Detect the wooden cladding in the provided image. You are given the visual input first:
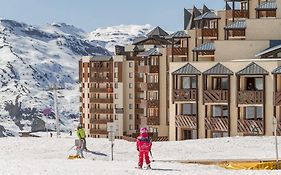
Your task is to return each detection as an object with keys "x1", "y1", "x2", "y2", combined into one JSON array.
[
  {"x1": 140, "y1": 99, "x2": 159, "y2": 108},
  {"x1": 203, "y1": 90, "x2": 228, "y2": 104},
  {"x1": 91, "y1": 75, "x2": 113, "y2": 82},
  {"x1": 257, "y1": 10, "x2": 276, "y2": 18},
  {"x1": 197, "y1": 28, "x2": 218, "y2": 38},
  {"x1": 237, "y1": 91, "x2": 263, "y2": 104},
  {"x1": 150, "y1": 66, "x2": 159, "y2": 73},
  {"x1": 205, "y1": 117, "x2": 228, "y2": 132},
  {"x1": 226, "y1": 10, "x2": 249, "y2": 19},
  {"x1": 90, "y1": 118, "x2": 113, "y2": 124},
  {"x1": 275, "y1": 92, "x2": 281, "y2": 106},
  {"x1": 237, "y1": 119, "x2": 263, "y2": 135},
  {"x1": 90, "y1": 108, "x2": 113, "y2": 114},
  {"x1": 90, "y1": 98, "x2": 113, "y2": 103},
  {"x1": 173, "y1": 89, "x2": 197, "y2": 102},
  {"x1": 227, "y1": 30, "x2": 246, "y2": 38},
  {"x1": 90, "y1": 87, "x2": 113, "y2": 93},
  {"x1": 117, "y1": 62, "x2": 122, "y2": 82},
  {"x1": 90, "y1": 129, "x2": 107, "y2": 135},
  {"x1": 137, "y1": 65, "x2": 159, "y2": 73},
  {"x1": 135, "y1": 108, "x2": 144, "y2": 114},
  {"x1": 147, "y1": 83, "x2": 159, "y2": 91},
  {"x1": 166, "y1": 47, "x2": 188, "y2": 56},
  {"x1": 147, "y1": 116, "x2": 160, "y2": 125},
  {"x1": 175, "y1": 115, "x2": 197, "y2": 129}
]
